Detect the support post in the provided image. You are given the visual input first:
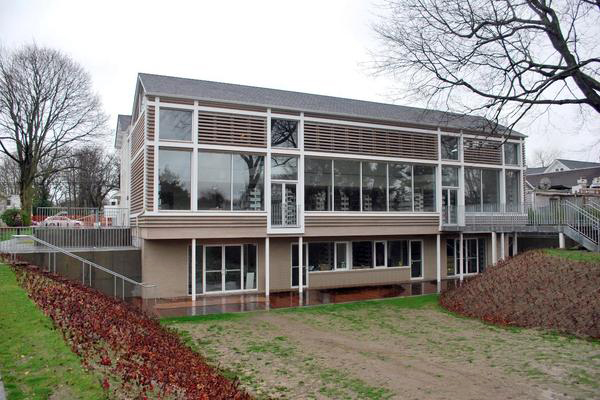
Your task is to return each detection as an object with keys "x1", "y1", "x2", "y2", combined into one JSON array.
[
  {"x1": 298, "y1": 236, "x2": 303, "y2": 294},
  {"x1": 491, "y1": 232, "x2": 497, "y2": 265},
  {"x1": 513, "y1": 232, "x2": 518, "y2": 256},
  {"x1": 459, "y1": 233, "x2": 464, "y2": 281},
  {"x1": 500, "y1": 232, "x2": 505, "y2": 260},
  {"x1": 265, "y1": 237, "x2": 270, "y2": 297},
  {"x1": 436, "y1": 234, "x2": 441, "y2": 284},
  {"x1": 559, "y1": 232, "x2": 566, "y2": 249},
  {"x1": 191, "y1": 238, "x2": 196, "y2": 300}
]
